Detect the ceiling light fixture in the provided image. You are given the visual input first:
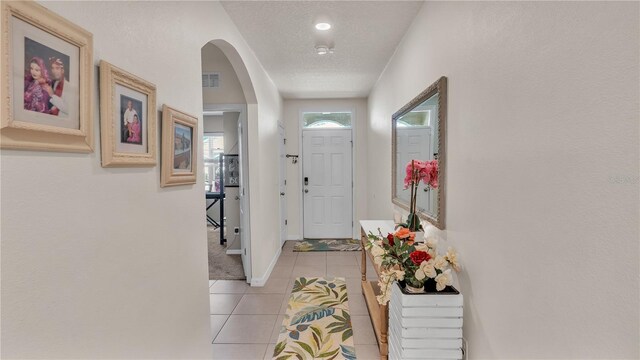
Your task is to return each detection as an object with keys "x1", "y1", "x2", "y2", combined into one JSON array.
[
  {"x1": 315, "y1": 45, "x2": 334, "y2": 55},
  {"x1": 315, "y1": 22, "x2": 331, "y2": 31}
]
